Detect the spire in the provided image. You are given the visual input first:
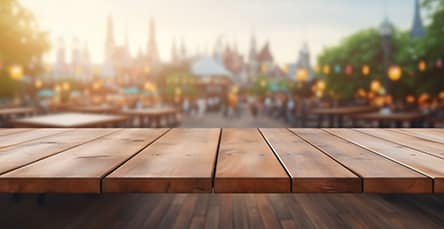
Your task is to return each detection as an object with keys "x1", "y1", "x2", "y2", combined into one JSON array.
[
  {"x1": 249, "y1": 32, "x2": 257, "y2": 62},
  {"x1": 171, "y1": 37, "x2": 178, "y2": 63},
  {"x1": 147, "y1": 17, "x2": 159, "y2": 62},
  {"x1": 105, "y1": 15, "x2": 115, "y2": 60},
  {"x1": 180, "y1": 38, "x2": 187, "y2": 60},
  {"x1": 411, "y1": 0, "x2": 426, "y2": 38}
]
